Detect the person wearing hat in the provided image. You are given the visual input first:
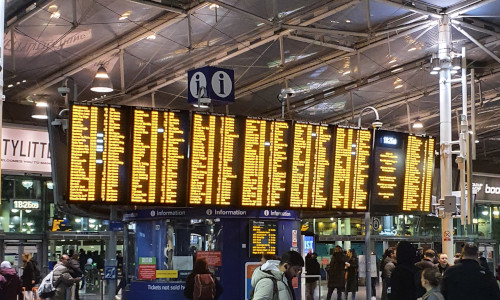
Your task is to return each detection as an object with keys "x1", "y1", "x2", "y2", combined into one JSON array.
[{"x1": 0, "y1": 261, "x2": 23, "y2": 300}]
